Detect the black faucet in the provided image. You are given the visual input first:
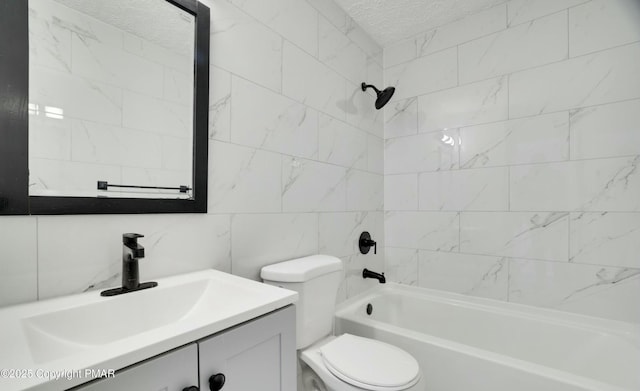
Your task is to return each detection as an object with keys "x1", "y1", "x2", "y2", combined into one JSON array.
[
  {"x1": 363, "y1": 268, "x2": 385, "y2": 284},
  {"x1": 359, "y1": 232, "x2": 377, "y2": 254},
  {"x1": 101, "y1": 233, "x2": 158, "y2": 296}
]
